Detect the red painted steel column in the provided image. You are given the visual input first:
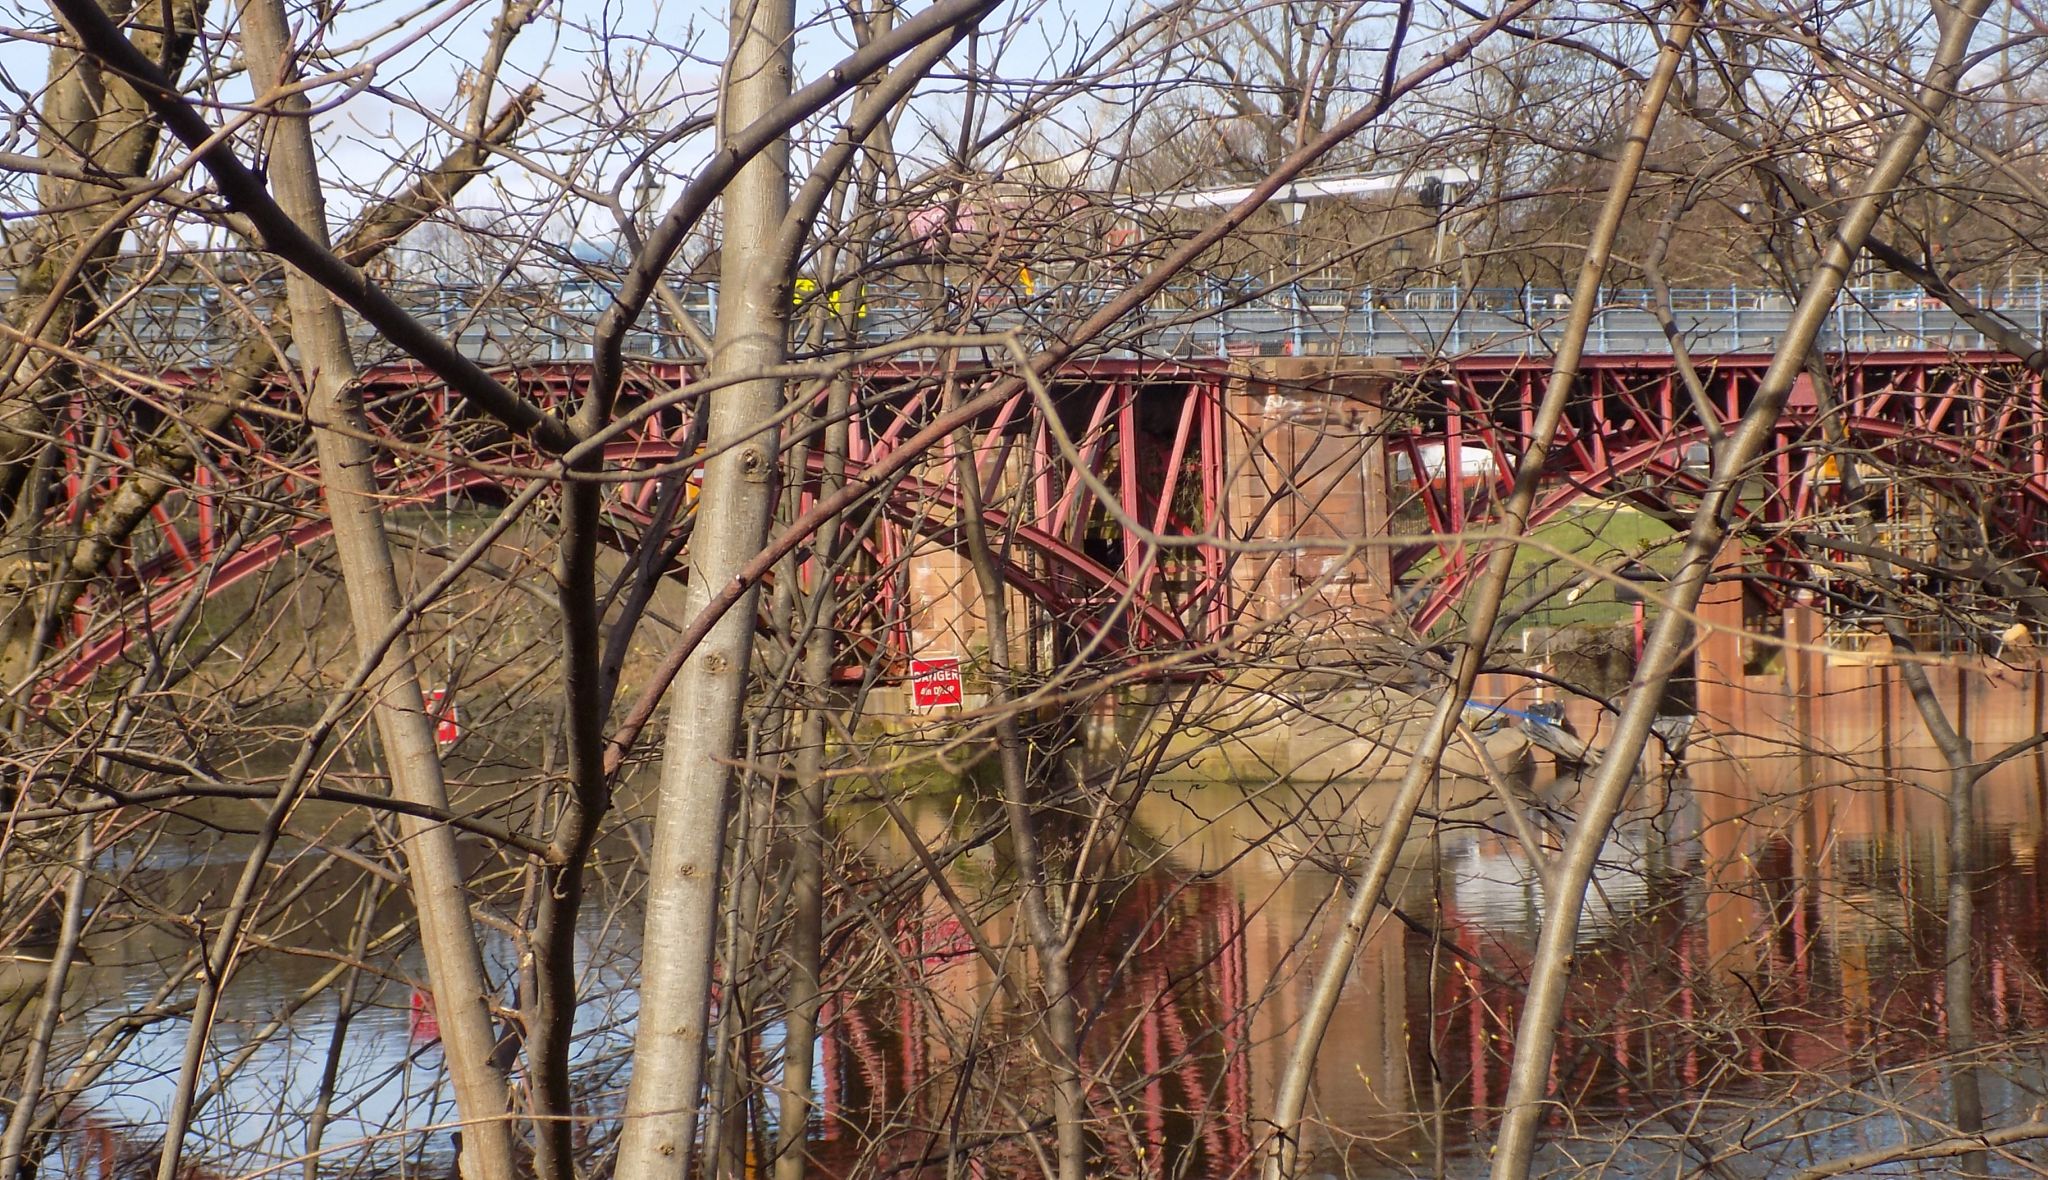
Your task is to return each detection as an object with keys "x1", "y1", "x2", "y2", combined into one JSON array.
[
  {"x1": 1587, "y1": 369, "x2": 1612, "y2": 471},
  {"x1": 150, "y1": 502, "x2": 194, "y2": 572},
  {"x1": 1658, "y1": 371, "x2": 1673, "y2": 452},
  {"x1": 973, "y1": 386, "x2": 1027, "y2": 495},
  {"x1": 1447, "y1": 405, "x2": 1466, "y2": 536},
  {"x1": 1775, "y1": 382, "x2": 1796, "y2": 528},
  {"x1": 1203, "y1": 375, "x2": 1229, "y2": 638},
  {"x1": 1118, "y1": 380, "x2": 1143, "y2": 645},
  {"x1": 846, "y1": 380, "x2": 874, "y2": 469},
  {"x1": 1519, "y1": 368, "x2": 1537, "y2": 449},
  {"x1": 1052, "y1": 381, "x2": 1118, "y2": 539},
  {"x1": 1790, "y1": 427, "x2": 1814, "y2": 525},
  {"x1": 1137, "y1": 378, "x2": 1200, "y2": 606},
  {"x1": 195, "y1": 464, "x2": 215, "y2": 561}
]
